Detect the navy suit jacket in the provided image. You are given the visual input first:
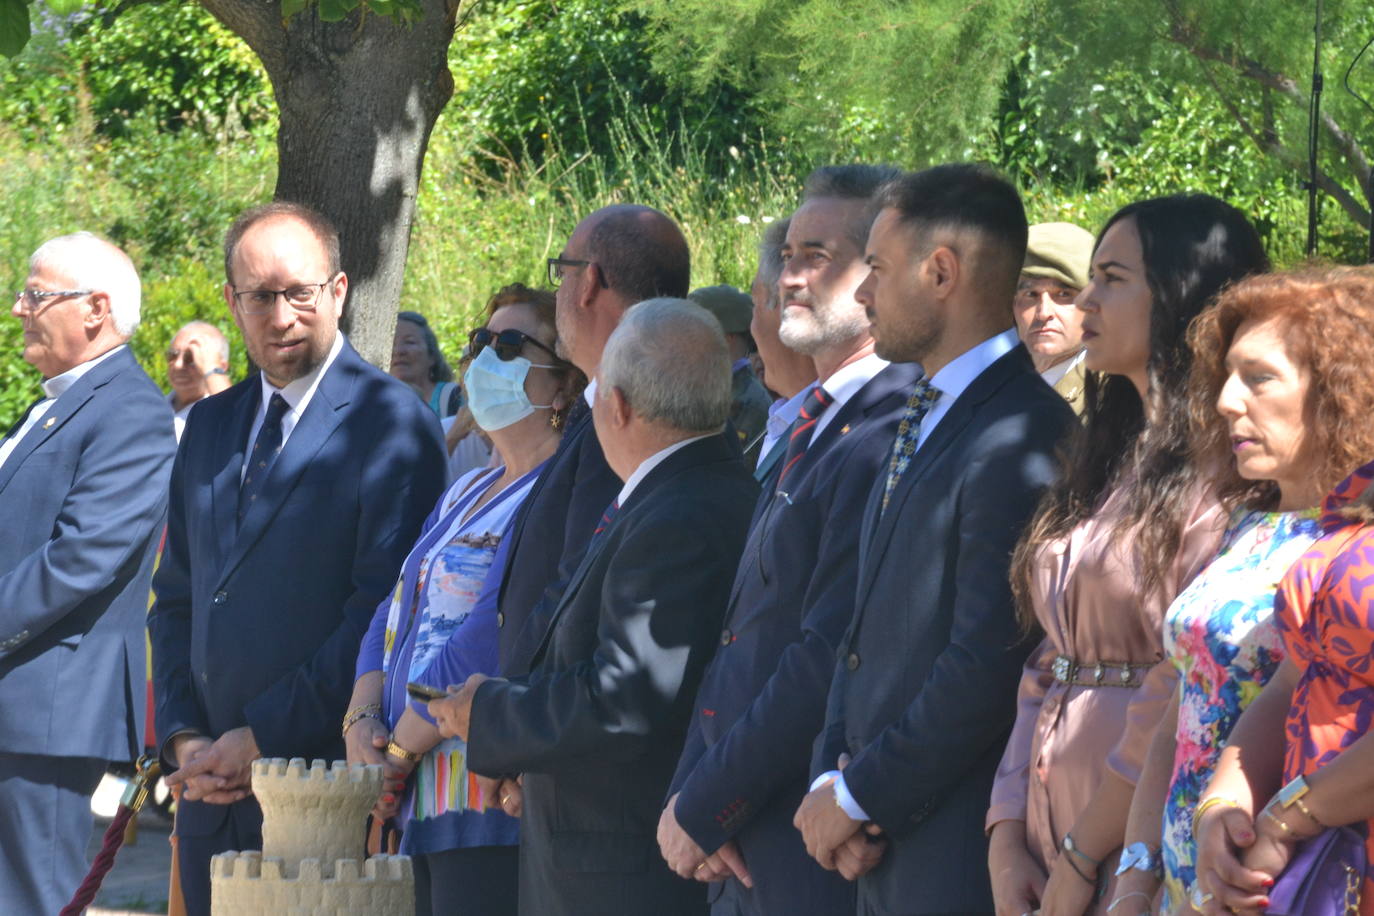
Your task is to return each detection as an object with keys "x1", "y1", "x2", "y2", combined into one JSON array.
[
  {"x1": 814, "y1": 344, "x2": 1074, "y2": 913},
  {"x1": 470, "y1": 433, "x2": 757, "y2": 916},
  {"x1": 148, "y1": 340, "x2": 445, "y2": 825},
  {"x1": 0, "y1": 346, "x2": 175, "y2": 762},
  {"x1": 495, "y1": 404, "x2": 622, "y2": 676},
  {"x1": 668, "y1": 362, "x2": 919, "y2": 906}
]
